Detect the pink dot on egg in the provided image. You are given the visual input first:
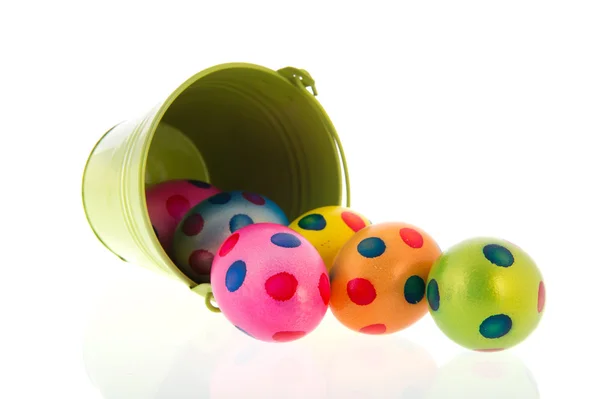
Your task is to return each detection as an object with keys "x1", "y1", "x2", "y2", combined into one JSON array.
[
  {"x1": 182, "y1": 213, "x2": 204, "y2": 236},
  {"x1": 360, "y1": 323, "x2": 387, "y2": 335},
  {"x1": 399, "y1": 228, "x2": 424, "y2": 249},
  {"x1": 272, "y1": 331, "x2": 306, "y2": 342},
  {"x1": 318, "y1": 273, "x2": 330, "y2": 305},
  {"x1": 347, "y1": 278, "x2": 377, "y2": 305},
  {"x1": 166, "y1": 195, "x2": 191, "y2": 219},
  {"x1": 188, "y1": 249, "x2": 214, "y2": 275},
  {"x1": 265, "y1": 272, "x2": 298, "y2": 301},
  {"x1": 341, "y1": 211, "x2": 366, "y2": 232},
  {"x1": 242, "y1": 192, "x2": 266, "y2": 205},
  {"x1": 219, "y1": 233, "x2": 240, "y2": 257},
  {"x1": 538, "y1": 281, "x2": 545, "y2": 313}
]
